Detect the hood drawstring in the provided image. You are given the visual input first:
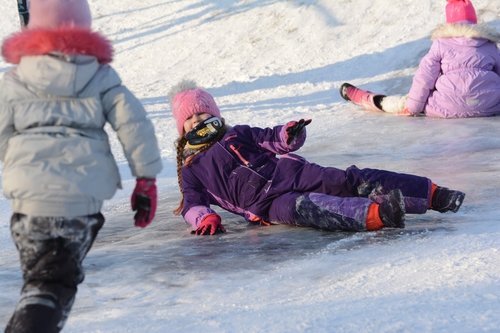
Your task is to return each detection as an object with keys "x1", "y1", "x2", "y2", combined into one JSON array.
[{"x1": 229, "y1": 144, "x2": 252, "y2": 168}]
